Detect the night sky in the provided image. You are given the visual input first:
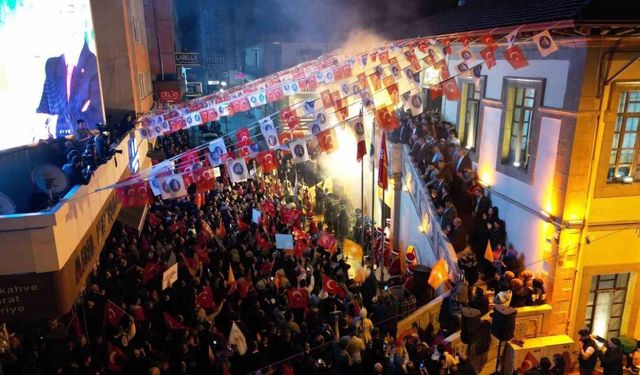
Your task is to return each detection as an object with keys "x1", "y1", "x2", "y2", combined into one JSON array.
[{"x1": 176, "y1": 0, "x2": 458, "y2": 51}]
